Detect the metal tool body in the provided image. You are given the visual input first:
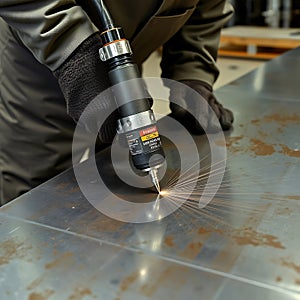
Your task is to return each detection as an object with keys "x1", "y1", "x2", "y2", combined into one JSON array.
[{"x1": 93, "y1": 0, "x2": 164, "y2": 192}]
